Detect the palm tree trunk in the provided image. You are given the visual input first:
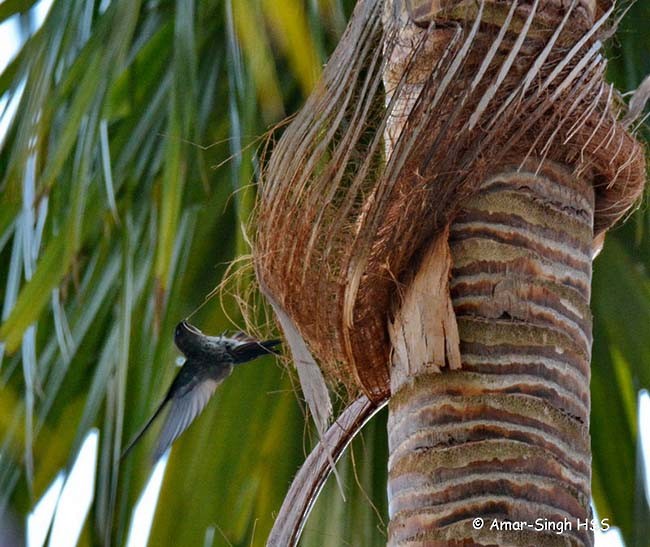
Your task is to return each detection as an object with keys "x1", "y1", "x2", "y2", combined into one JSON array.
[
  {"x1": 387, "y1": 162, "x2": 594, "y2": 545},
  {"x1": 255, "y1": 0, "x2": 643, "y2": 542}
]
